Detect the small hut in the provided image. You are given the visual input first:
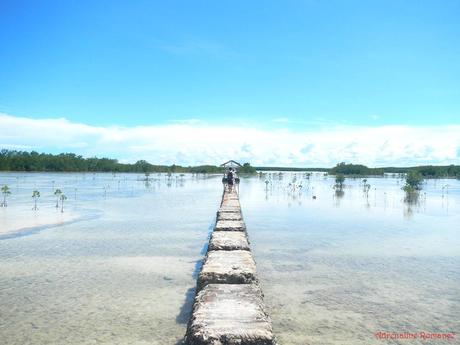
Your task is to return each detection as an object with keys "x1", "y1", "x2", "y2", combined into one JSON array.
[{"x1": 220, "y1": 160, "x2": 243, "y2": 171}]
